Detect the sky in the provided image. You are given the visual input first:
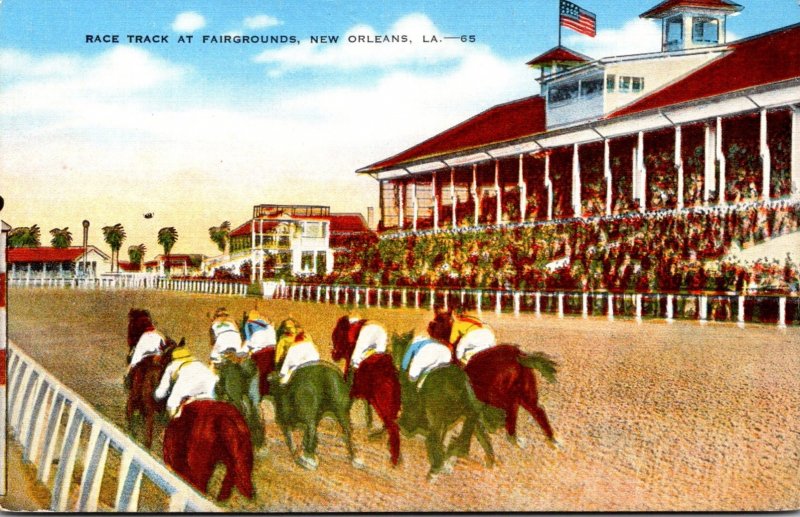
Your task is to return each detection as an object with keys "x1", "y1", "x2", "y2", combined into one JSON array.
[{"x1": 1, "y1": 0, "x2": 798, "y2": 258}]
